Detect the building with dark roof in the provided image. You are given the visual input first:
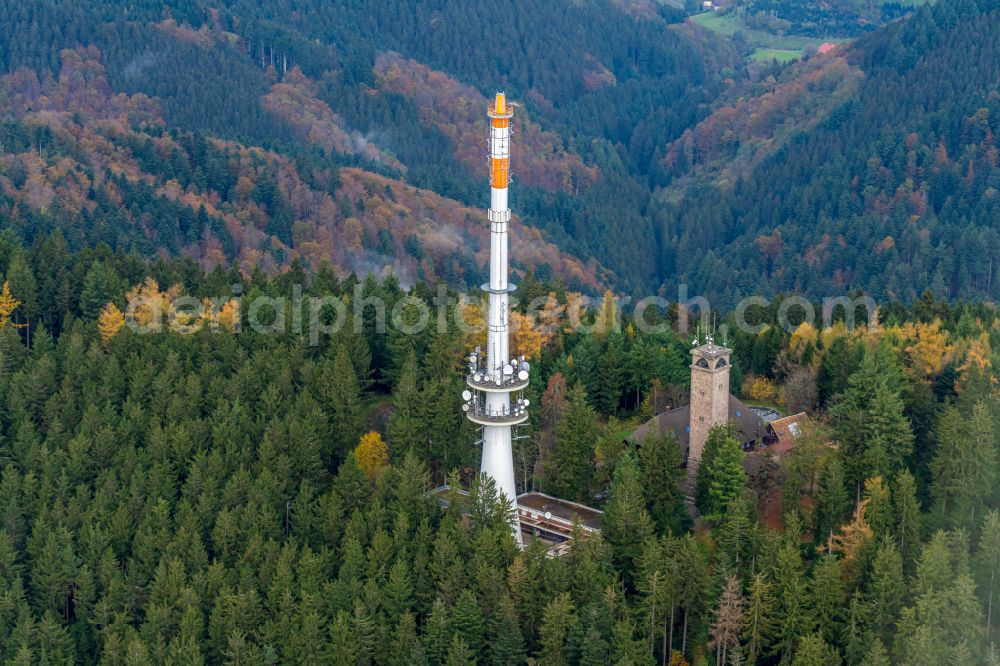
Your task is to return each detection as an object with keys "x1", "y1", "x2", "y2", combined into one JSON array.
[
  {"x1": 626, "y1": 340, "x2": 766, "y2": 469},
  {"x1": 627, "y1": 394, "x2": 766, "y2": 462}
]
